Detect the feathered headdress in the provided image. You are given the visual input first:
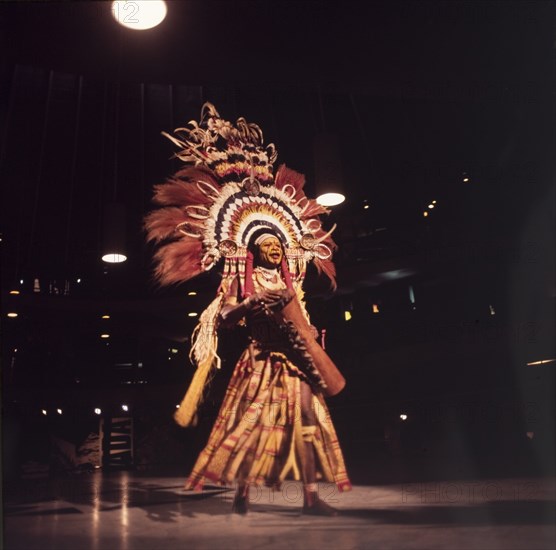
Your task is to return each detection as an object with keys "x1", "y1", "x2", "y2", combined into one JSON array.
[
  {"x1": 145, "y1": 102, "x2": 337, "y2": 426},
  {"x1": 145, "y1": 102, "x2": 337, "y2": 290}
]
